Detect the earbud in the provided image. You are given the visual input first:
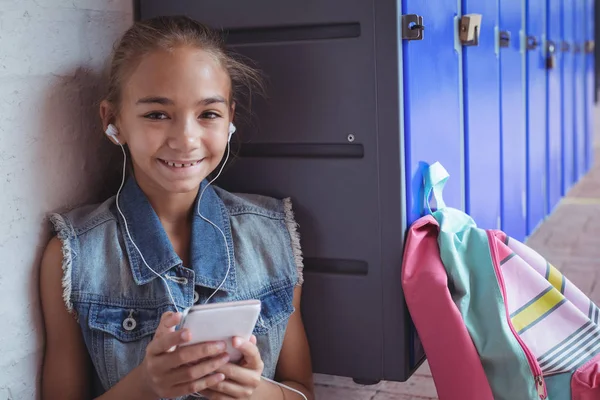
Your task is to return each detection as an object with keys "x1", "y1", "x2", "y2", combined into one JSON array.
[
  {"x1": 105, "y1": 124, "x2": 121, "y2": 145},
  {"x1": 228, "y1": 122, "x2": 236, "y2": 142}
]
